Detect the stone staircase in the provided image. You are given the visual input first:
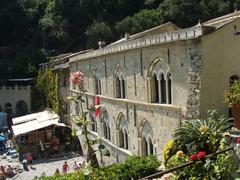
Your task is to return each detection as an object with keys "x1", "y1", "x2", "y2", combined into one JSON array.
[{"x1": 48, "y1": 151, "x2": 81, "y2": 161}]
